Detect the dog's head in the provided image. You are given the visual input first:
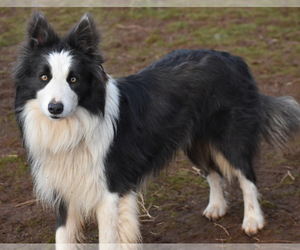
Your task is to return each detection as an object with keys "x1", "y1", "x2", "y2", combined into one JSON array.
[{"x1": 14, "y1": 11, "x2": 108, "y2": 120}]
